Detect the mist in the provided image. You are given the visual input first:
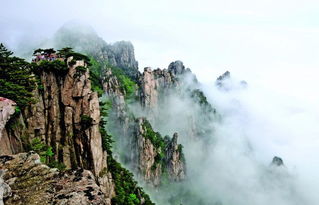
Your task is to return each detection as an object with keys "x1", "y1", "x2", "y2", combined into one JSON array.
[
  {"x1": 2, "y1": 0, "x2": 319, "y2": 204},
  {"x1": 119, "y1": 68, "x2": 318, "y2": 204}
]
